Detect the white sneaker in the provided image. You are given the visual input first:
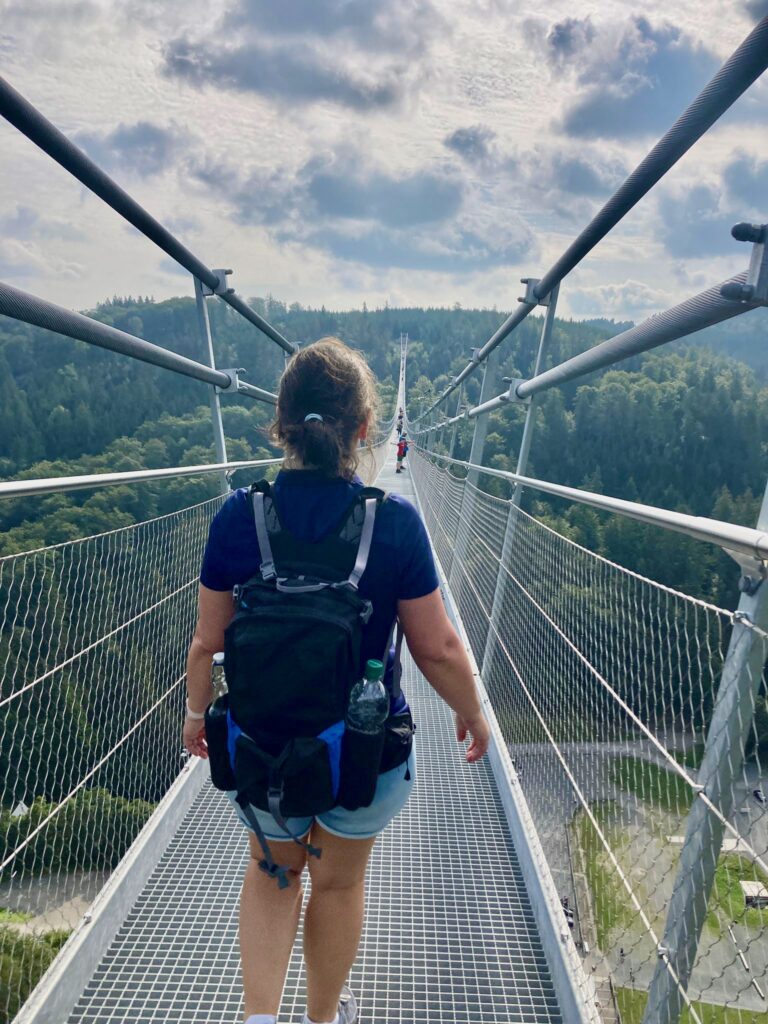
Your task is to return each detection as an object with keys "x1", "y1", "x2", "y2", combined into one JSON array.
[{"x1": 338, "y1": 985, "x2": 358, "y2": 1024}]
